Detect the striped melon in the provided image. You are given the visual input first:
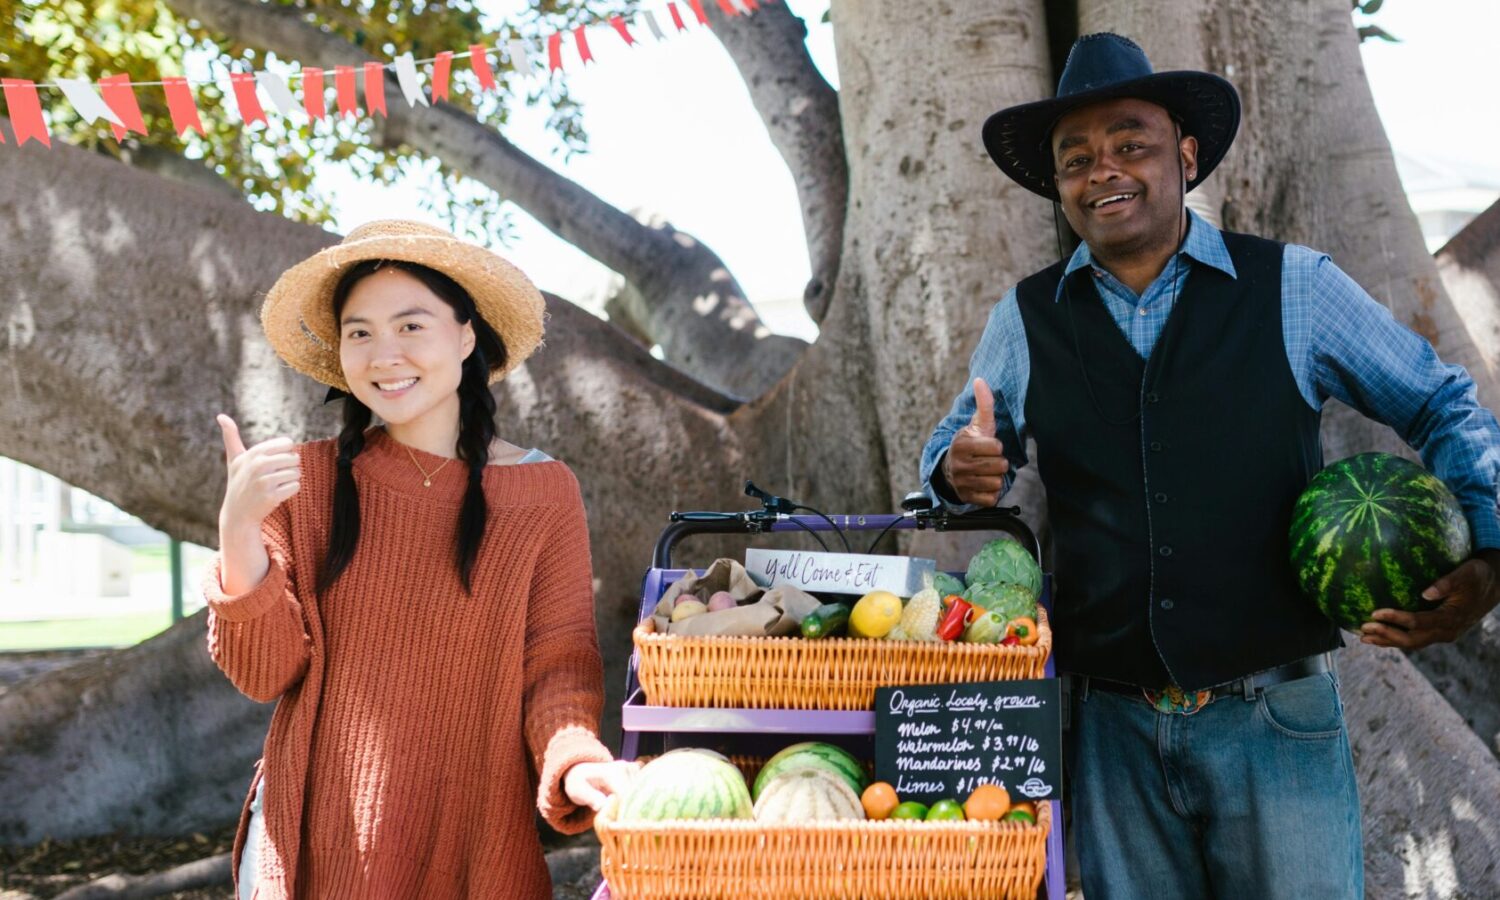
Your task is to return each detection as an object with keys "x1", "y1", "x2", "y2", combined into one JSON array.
[
  {"x1": 1290, "y1": 452, "x2": 1471, "y2": 631},
  {"x1": 752, "y1": 742, "x2": 868, "y2": 801},
  {"x1": 753, "y1": 768, "x2": 865, "y2": 823},
  {"x1": 616, "y1": 749, "x2": 753, "y2": 822}
]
